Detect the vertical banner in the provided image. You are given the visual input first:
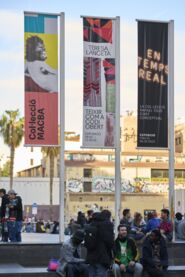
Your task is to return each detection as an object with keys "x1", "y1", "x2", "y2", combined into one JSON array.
[
  {"x1": 82, "y1": 17, "x2": 116, "y2": 148},
  {"x1": 137, "y1": 21, "x2": 168, "y2": 148},
  {"x1": 24, "y1": 12, "x2": 59, "y2": 145}
]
